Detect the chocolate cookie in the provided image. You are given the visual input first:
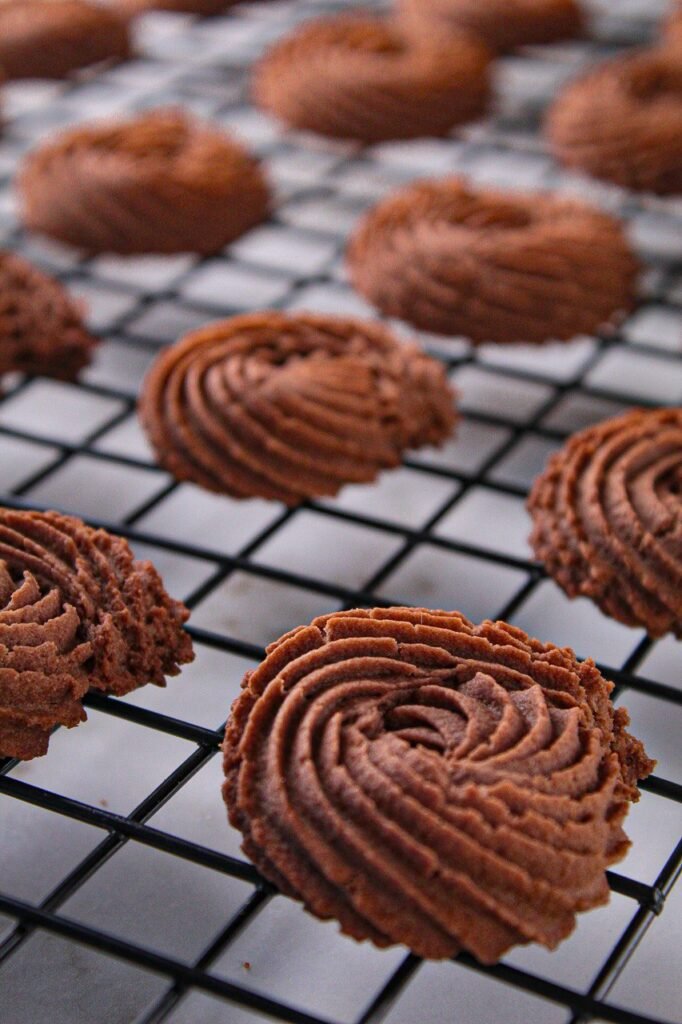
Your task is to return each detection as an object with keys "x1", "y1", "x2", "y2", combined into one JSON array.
[
  {"x1": 0, "y1": 1, "x2": 131, "y2": 81},
  {"x1": 347, "y1": 178, "x2": 639, "y2": 344},
  {"x1": 398, "y1": 0, "x2": 584, "y2": 53},
  {"x1": 529, "y1": 408, "x2": 682, "y2": 639},
  {"x1": 252, "y1": 14, "x2": 492, "y2": 142},
  {"x1": 0, "y1": 507, "x2": 194, "y2": 760},
  {"x1": 138, "y1": 312, "x2": 457, "y2": 505},
  {"x1": 546, "y1": 48, "x2": 682, "y2": 195},
  {"x1": 19, "y1": 108, "x2": 270, "y2": 255},
  {"x1": 223, "y1": 606, "x2": 653, "y2": 962},
  {"x1": 0, "y1": 251, "x2": 97, "y2": 383}
]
